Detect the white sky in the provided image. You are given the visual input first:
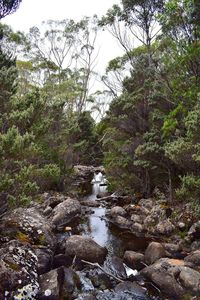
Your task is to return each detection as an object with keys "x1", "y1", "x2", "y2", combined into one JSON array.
[{"x1": 3, "y1": 0, "x2": 124, "y2": 75}]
